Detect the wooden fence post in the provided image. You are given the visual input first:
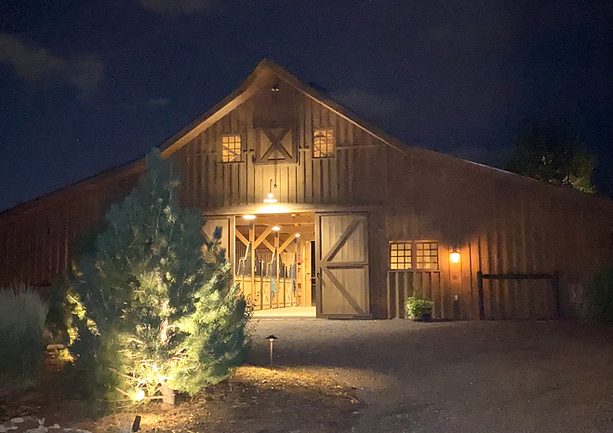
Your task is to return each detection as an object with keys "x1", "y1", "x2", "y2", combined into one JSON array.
[
  {"x1": 477, "y1": 271, "x2": 485, "y2": 320},
  {"x1": 553, "y1": 271, "x2": 561, "y2": 319}
]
